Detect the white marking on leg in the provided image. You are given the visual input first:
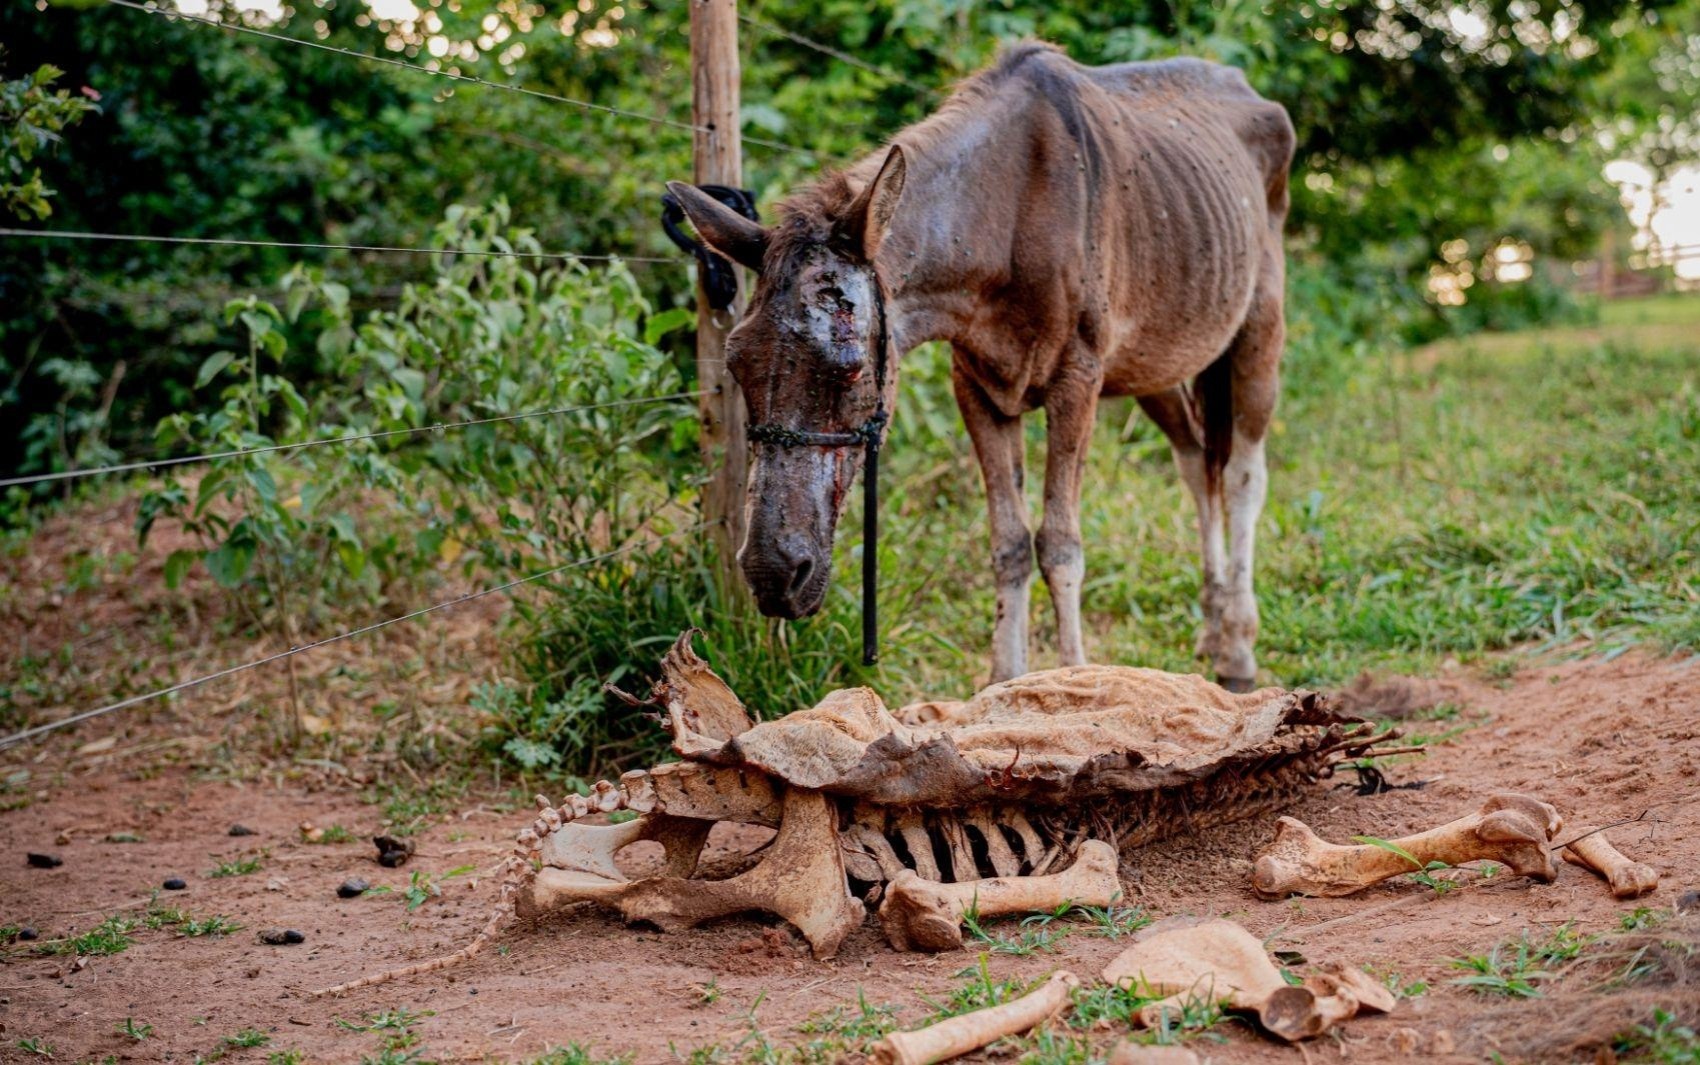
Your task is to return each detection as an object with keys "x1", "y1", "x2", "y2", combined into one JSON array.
[
  {"x1": 1218, "y1": 432, "x2": 1267, "y2": 683},
  {"x1": 991, "y1": 567, "x2": 1032, "y2": 682},
  {"x1": 1049, "y1": 552, "x2": 1086, "y2": 667}
]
